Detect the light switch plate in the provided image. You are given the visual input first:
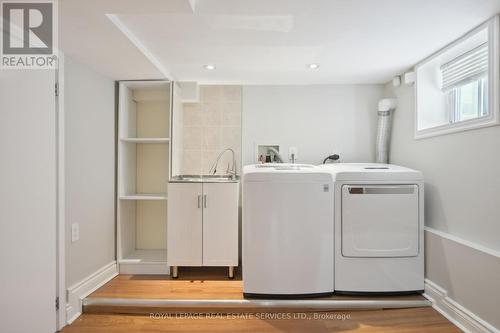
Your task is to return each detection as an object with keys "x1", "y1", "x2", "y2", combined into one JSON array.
[{"x1": 71, "y1": 223, "x2": 79, "y2": 242}]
